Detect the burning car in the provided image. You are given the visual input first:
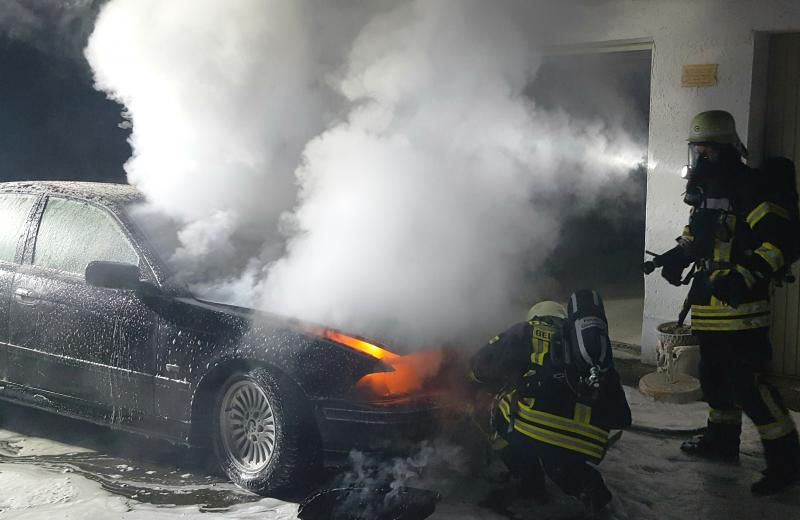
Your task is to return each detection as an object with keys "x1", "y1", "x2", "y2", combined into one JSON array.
[{"x1": 0, "y1": 181, "x2": 446, "y2": 496}]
